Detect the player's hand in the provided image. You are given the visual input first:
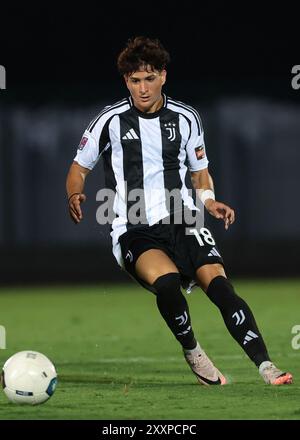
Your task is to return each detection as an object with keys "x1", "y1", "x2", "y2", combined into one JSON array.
[
  {"x1": 205, "y1": 199, "x2": 235, "y2": 230},
  {"x1": 68, "y1": 193, "x2": 86, "y2": 224}
]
